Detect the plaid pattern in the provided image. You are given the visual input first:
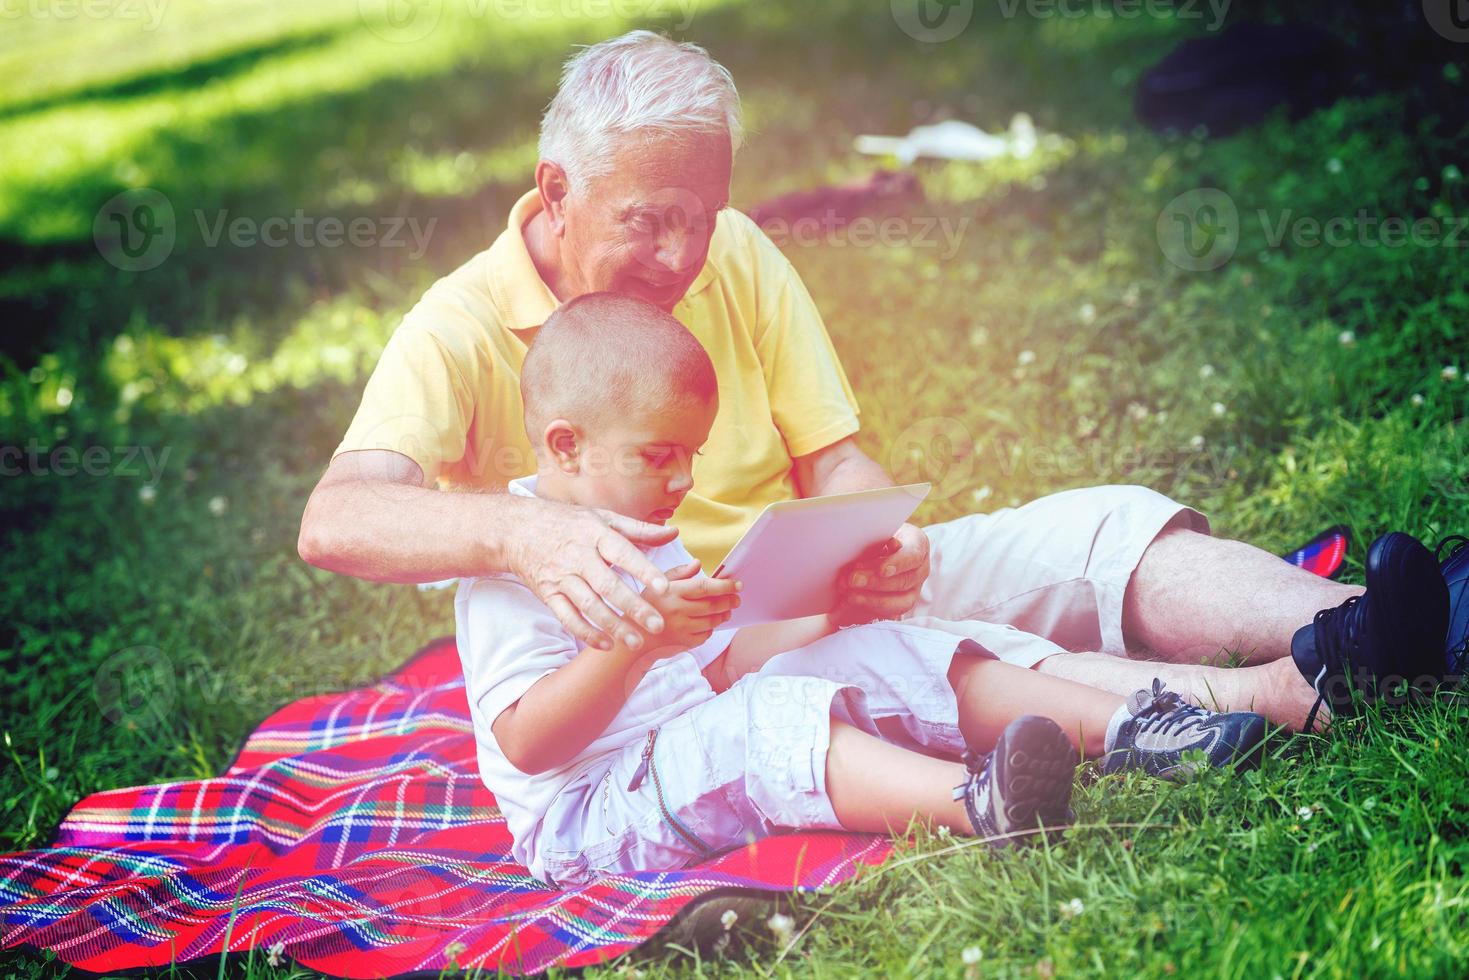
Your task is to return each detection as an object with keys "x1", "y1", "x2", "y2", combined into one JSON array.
[{"x1": 0, "y1": 638, "x2": 888, "y2": 977}]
